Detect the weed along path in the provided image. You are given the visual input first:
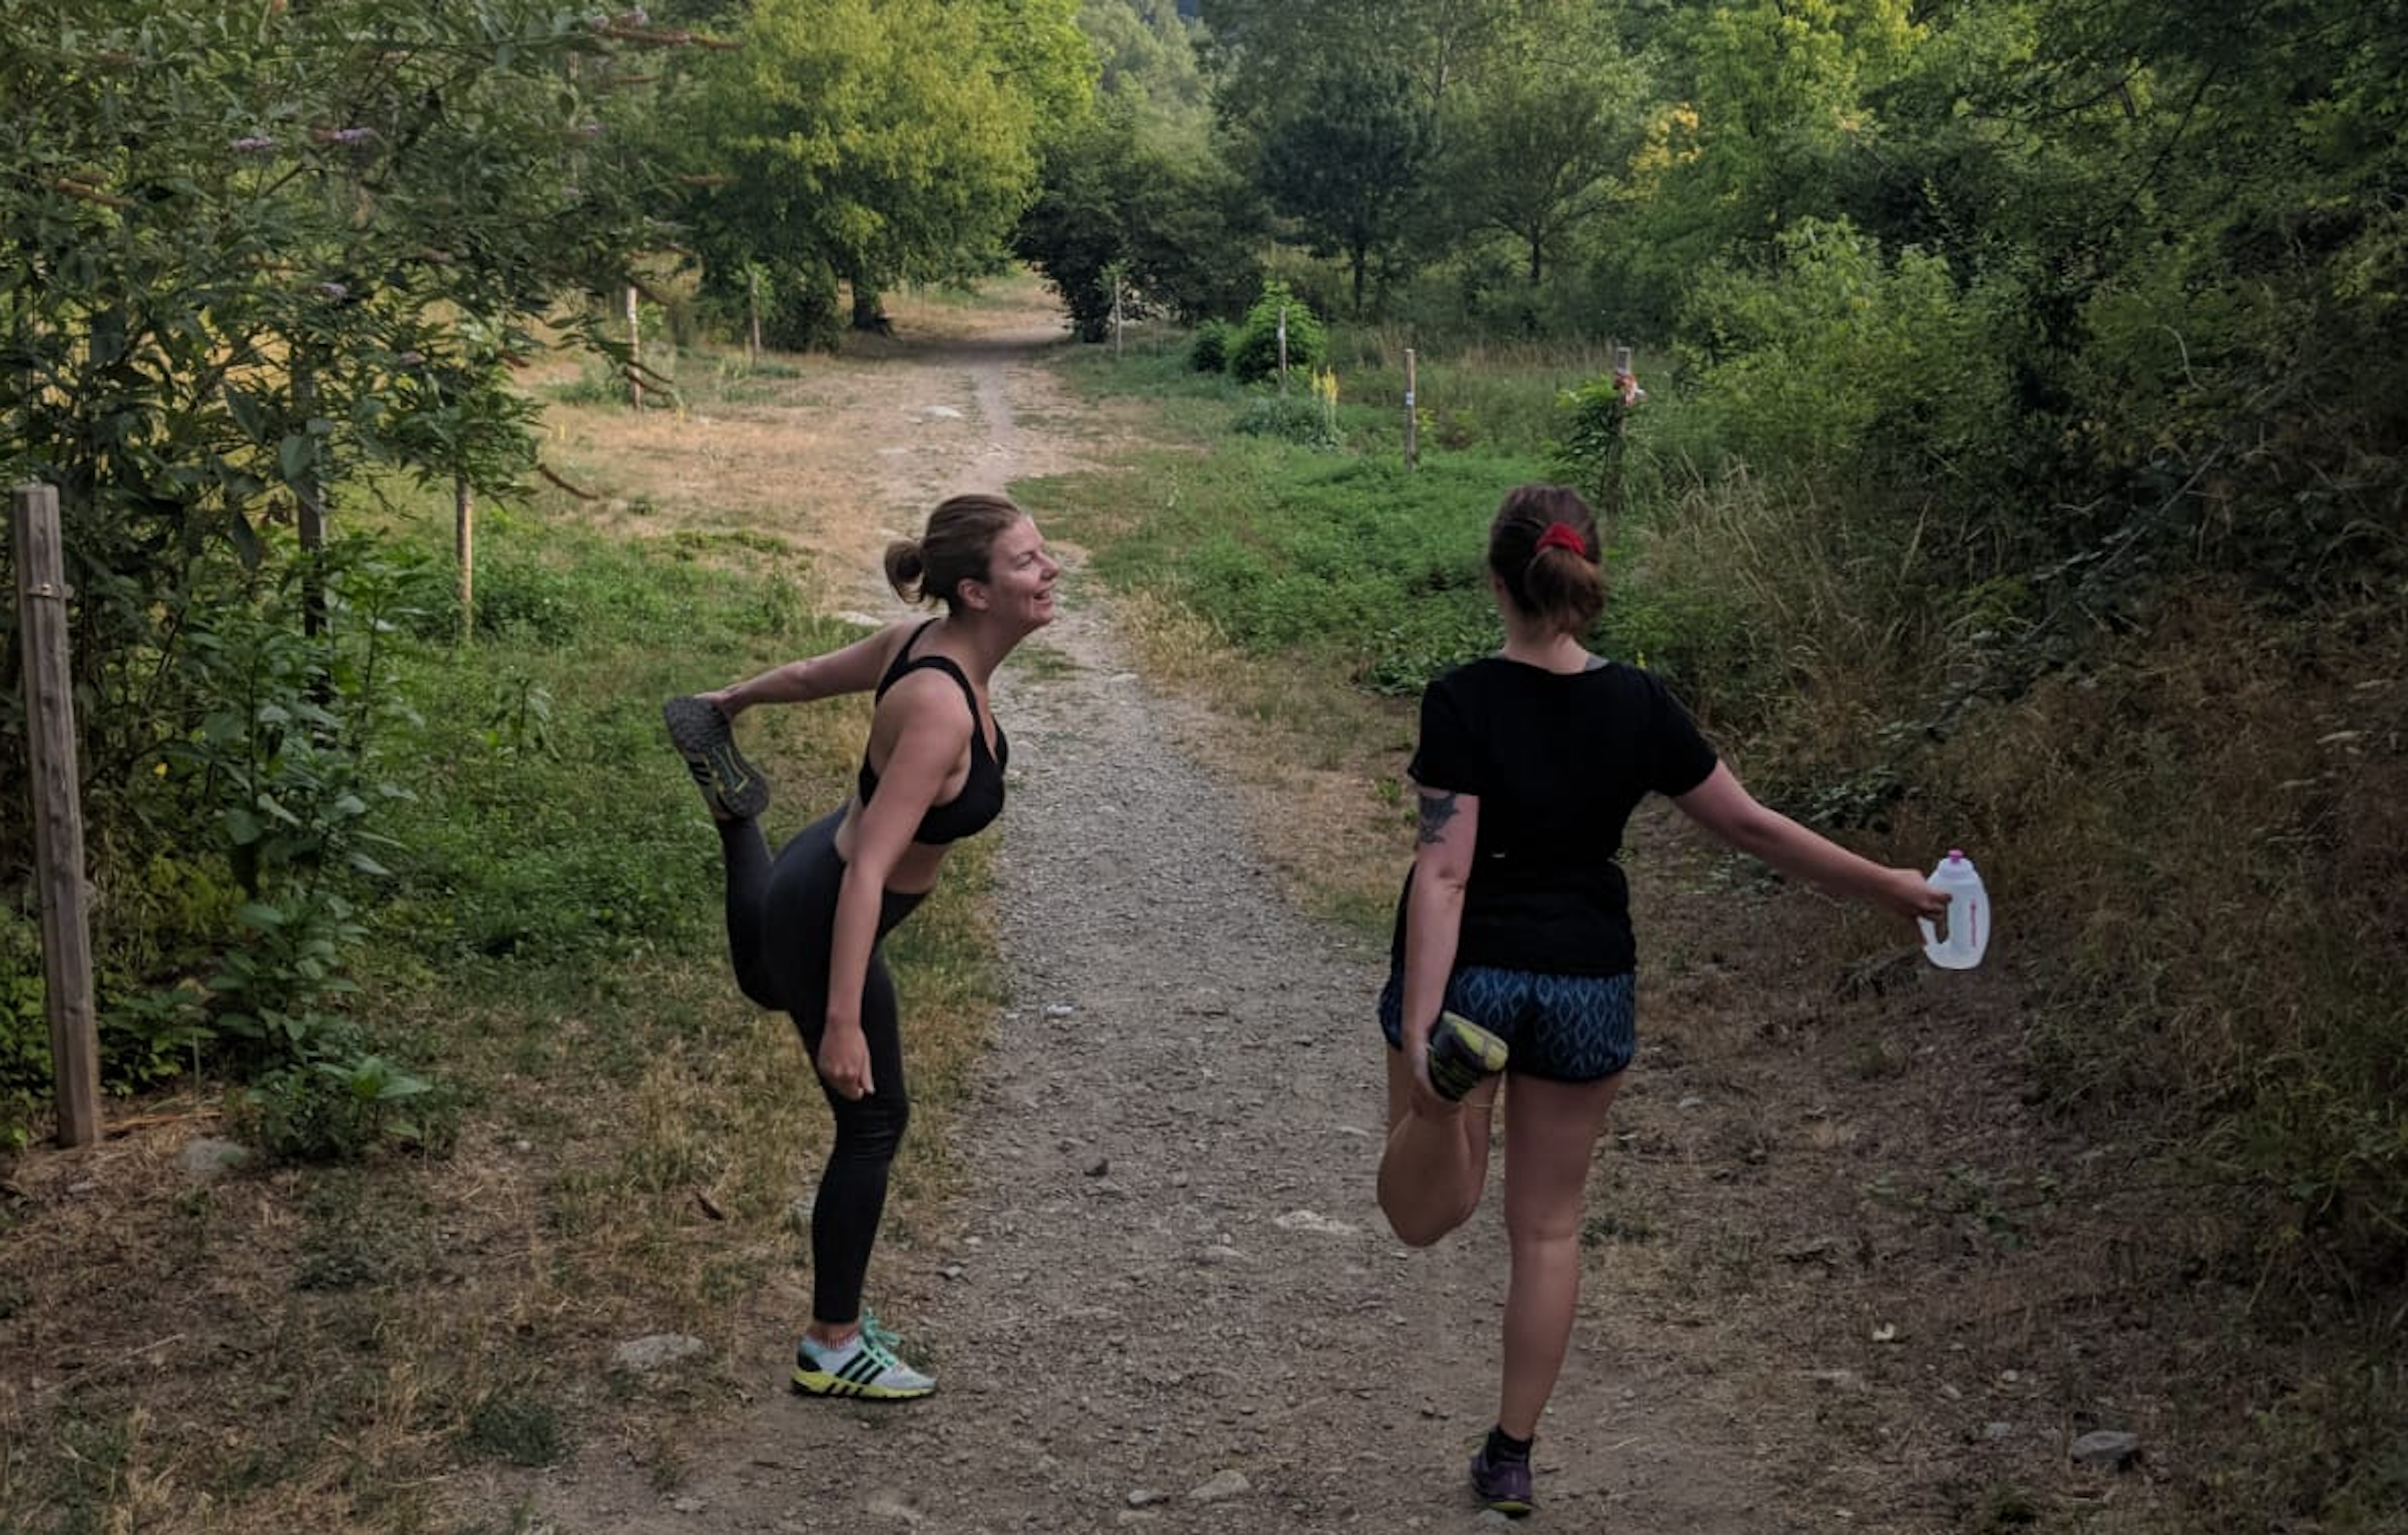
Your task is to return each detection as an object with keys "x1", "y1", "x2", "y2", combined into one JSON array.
[{"x1": 494, "y1": 287, "x2": 1825, "y2": 1533}]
